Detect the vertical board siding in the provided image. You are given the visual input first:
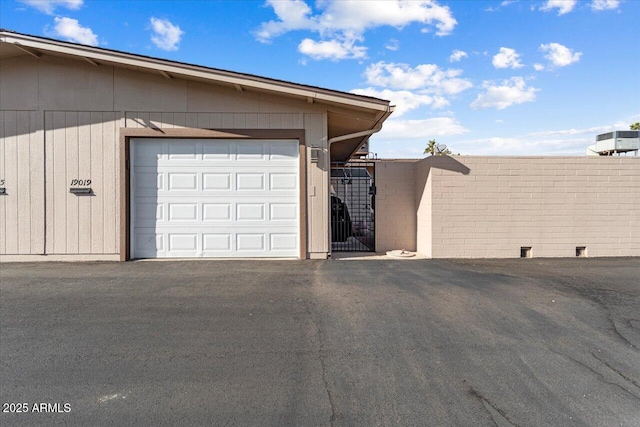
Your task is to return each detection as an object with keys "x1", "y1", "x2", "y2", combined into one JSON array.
[
  {"x1": 46, "y1": 111, "x2": 119, "y2": 254},
  {"x1": 16, "y1": 113, "x2": 31, "y2": 252},
  {"x1": 78, "y1": 112, "x2": 92, "y2": 253},
  {"x1": 66, "y1": 112, "x2": 80, "y2": 253},
  {"x1": 29, "y1": 112, "x2": 45, "y2": 254},
  {"x1": 125, "y1": 112, "x2": 304, "y2": 131},
  {"x1": 0, "y1": 113, "x2": 6, "y2": 254},
  {"x1": 0, "y1": 111, "x2": 45, "y2": 255},
  {"x1": 51, "y1": 111, "x2": 67, "y2": 253},
  {"x1": 90, "y1": 112, "x2": 104, "y2": 253},
  {"x1": 304, "y1": 113, "x2": 328, "y2": 253},
  {"x1": 2, "y1": 112, "x2": 18, "y2": 254}
]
